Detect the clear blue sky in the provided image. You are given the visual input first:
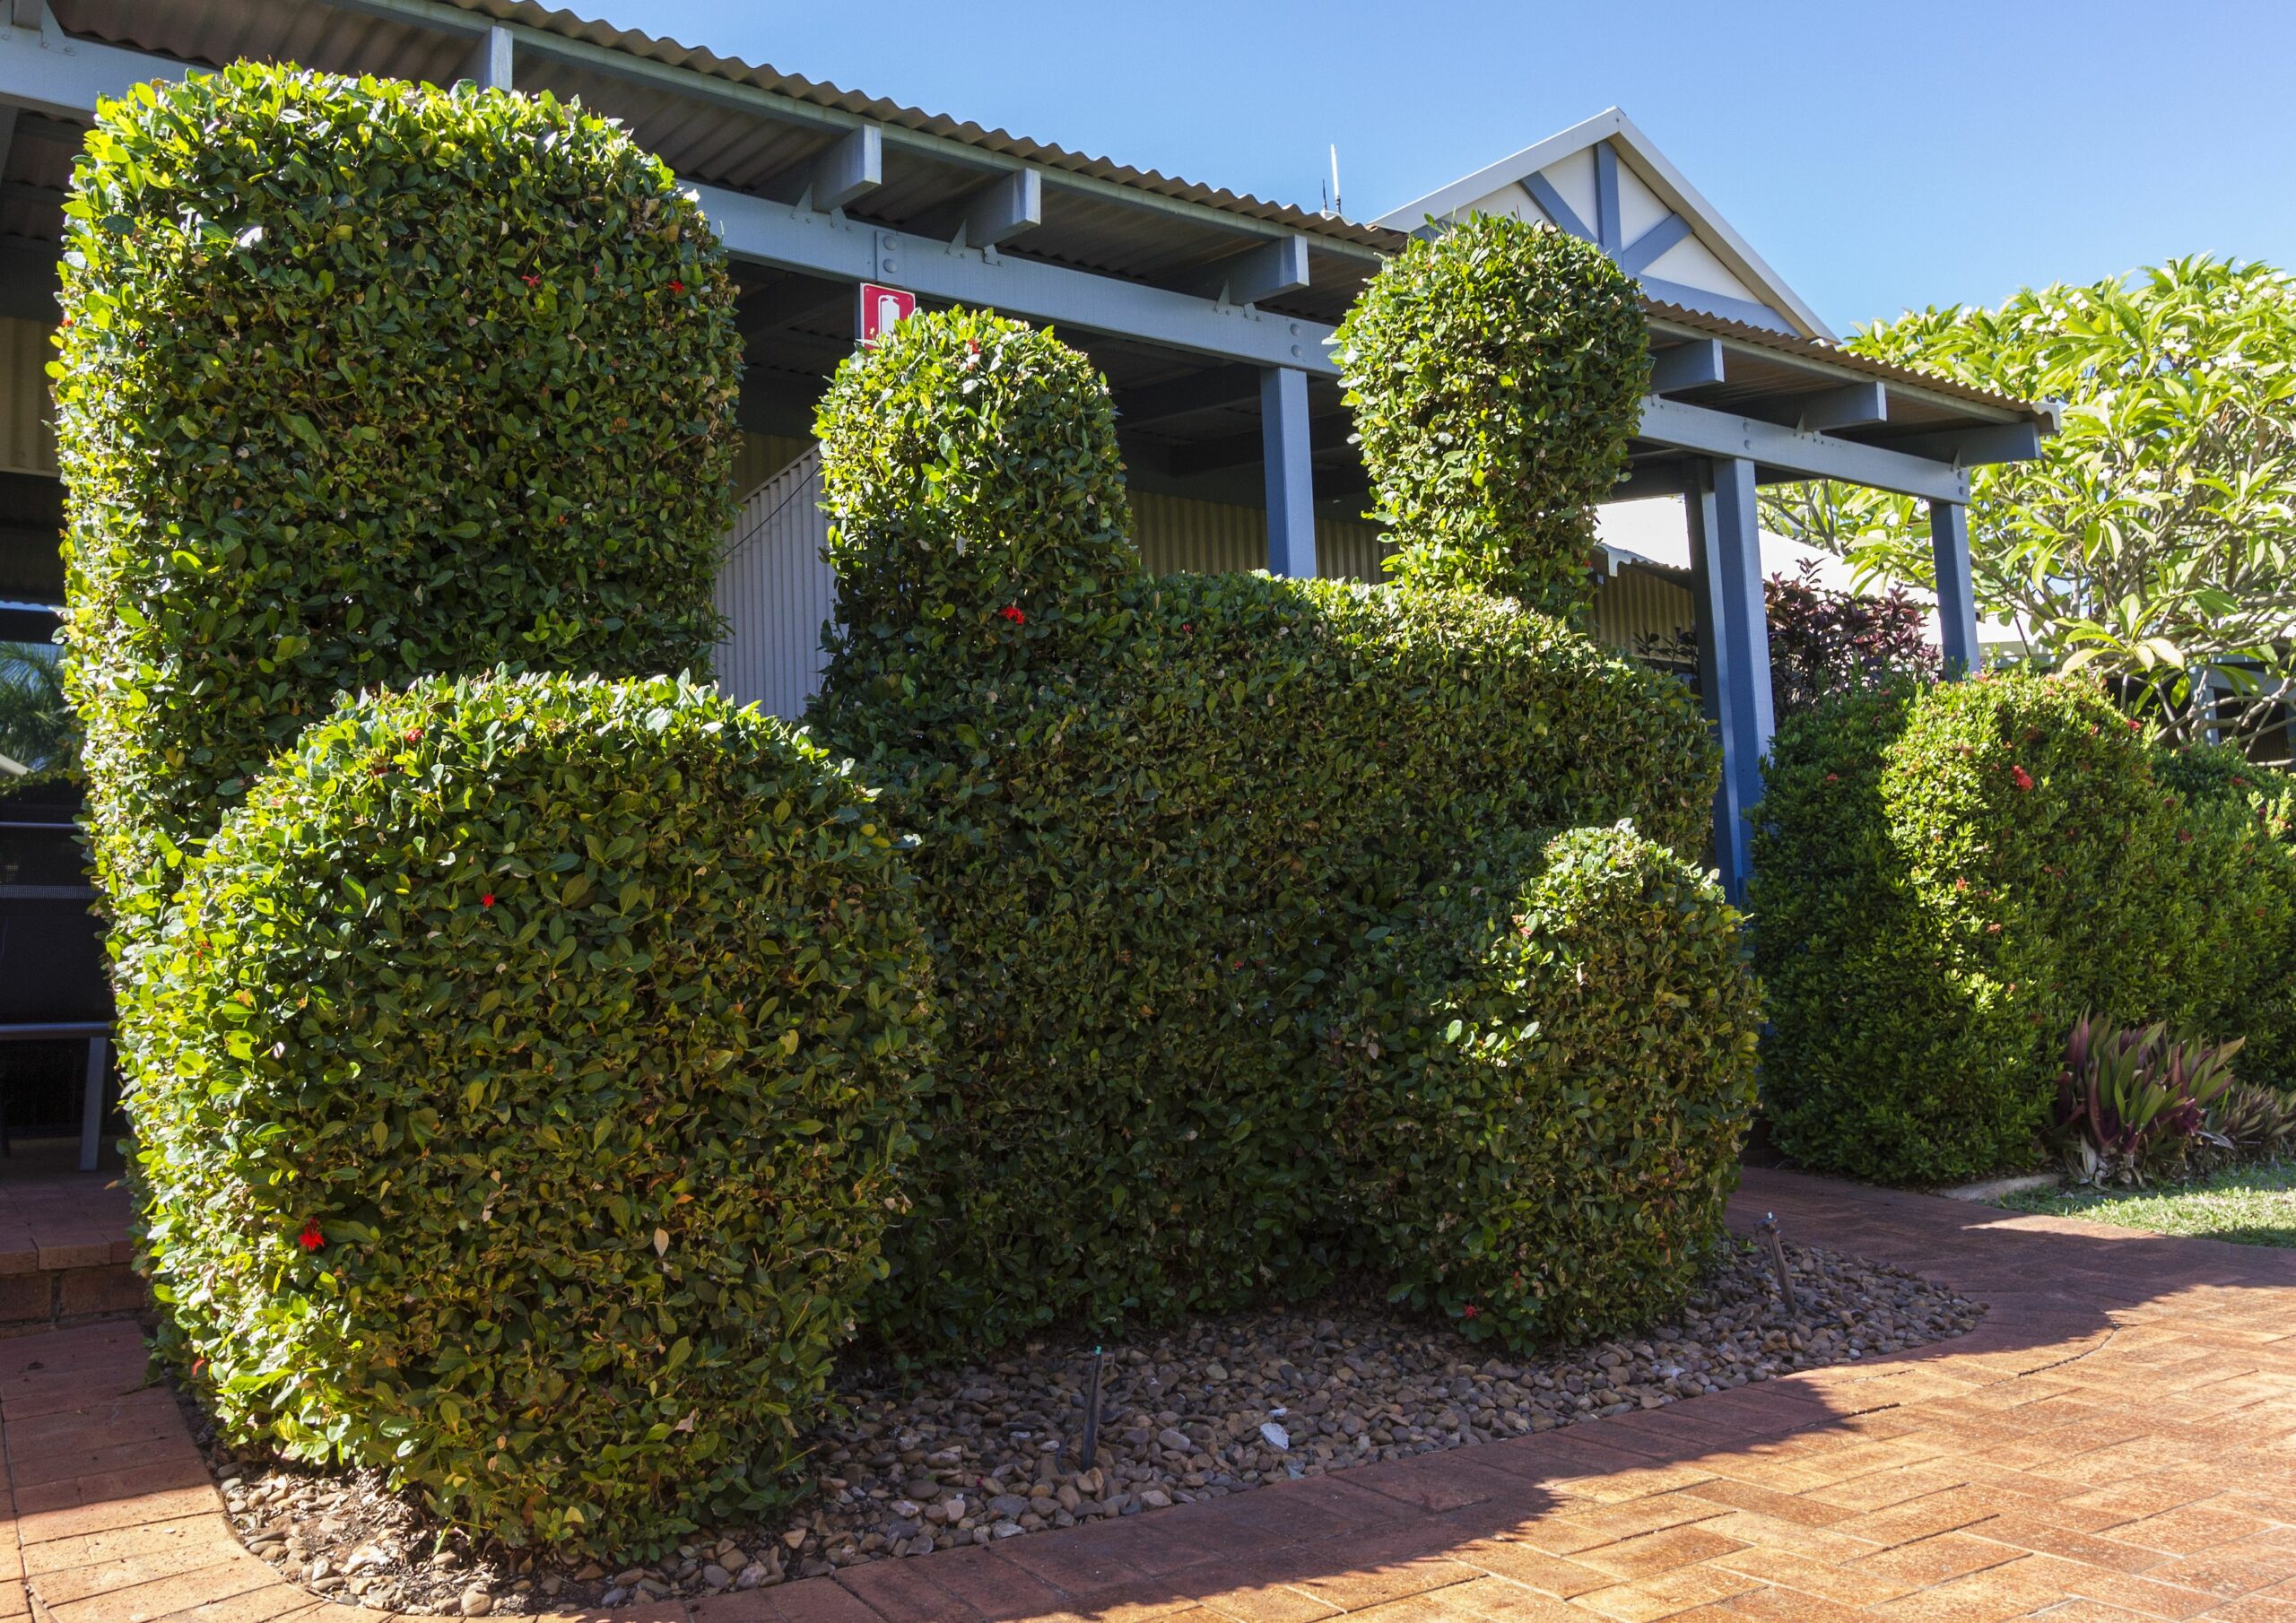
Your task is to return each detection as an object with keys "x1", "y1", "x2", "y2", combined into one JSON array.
[{"x1": 580, "y1": 0, "x2": 2295, "y2": 336}]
